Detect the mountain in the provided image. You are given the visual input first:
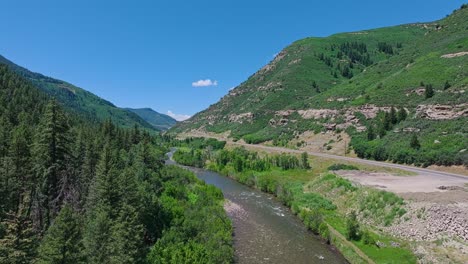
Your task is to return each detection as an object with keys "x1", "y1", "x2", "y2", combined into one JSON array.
[
  {"x1": 0, "y1": 55, "x2": 157, "y2": 130},
  {"x1": 125, "y1": 108, "x2": 177, "y2": 130},
  {"x1": 172, "y1": 6, "x2": 468, "y2": 167}
]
